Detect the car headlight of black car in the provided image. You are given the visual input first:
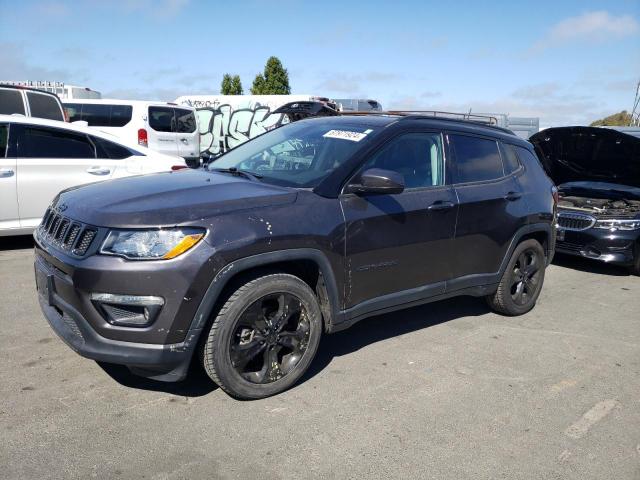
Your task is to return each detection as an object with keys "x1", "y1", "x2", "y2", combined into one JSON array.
[
  {"x1": 593, "y1": 219, "x2": 640, "y2": 231},
  {"x1": 100, "y1": 228, "x2": 205, "y2": 260}
]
